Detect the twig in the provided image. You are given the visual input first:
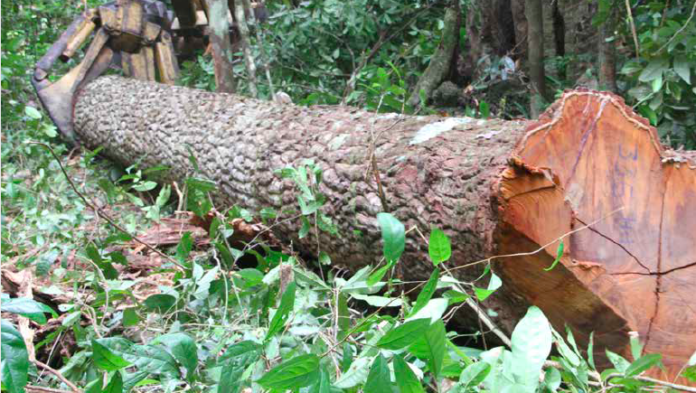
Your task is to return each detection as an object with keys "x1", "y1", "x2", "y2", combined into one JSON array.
[
  {"x1": 657, "y1": 0, "x2": 696, "y2": 53},
  {"x1": 634, "y1": 375, "x2": 696, "y2": 392},
  {"x1": 624, "y1": 0, "x2": 640, "y2": 58},
  {"x1": 34, "y1": 360, "x2": 82, "y2": 393},
  {"x1": 448, "y1": 207, "x2": 624, "y2": 273},
  {"x1": 28, "y1": 142, "x2": 185, "y2": 270},
  {"x1": 234, "y1": 0, "x2": 258, "y2": 98},
  {"x1": 26, "y1": 386, "x2": 75, "y2": 393}
]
